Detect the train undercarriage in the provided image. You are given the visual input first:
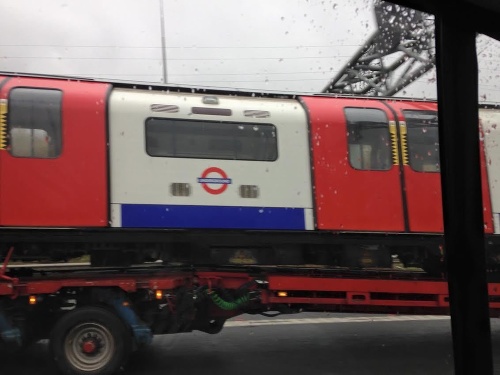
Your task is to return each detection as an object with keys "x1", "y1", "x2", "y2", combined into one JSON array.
[
  {"x1": 4, "y1": 226, "x2": 500, "y2": 280},
  {"x1": 0, "y1": 228, "x2": 457, "y2": 277}
]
